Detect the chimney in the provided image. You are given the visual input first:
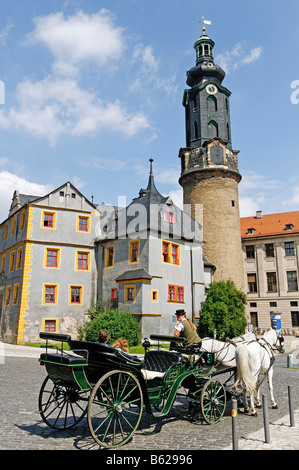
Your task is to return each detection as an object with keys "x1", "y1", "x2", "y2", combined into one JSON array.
[{"x1": 256, "y1": 210, "x2": 262, "y2": 219}]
